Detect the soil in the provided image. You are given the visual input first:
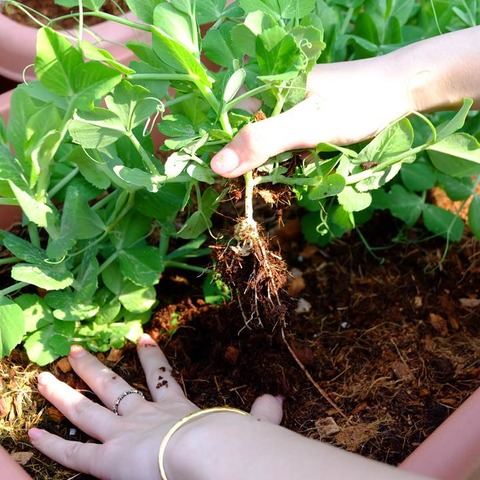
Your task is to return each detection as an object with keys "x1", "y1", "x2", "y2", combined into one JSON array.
[
  {"x1": 1, "y1": 0, "x2": 129, "y2": 29},
  {"x1": 1, "y1": 204, "x2": 480, "y2": 479}
]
